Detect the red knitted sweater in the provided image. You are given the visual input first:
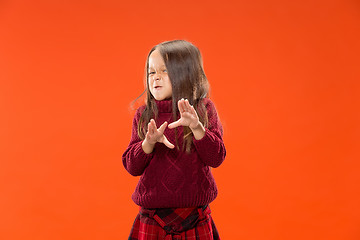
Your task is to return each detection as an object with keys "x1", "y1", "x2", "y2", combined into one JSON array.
[{"x1": 122, "y1": 98, "x2": 226, "y2": 208}]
